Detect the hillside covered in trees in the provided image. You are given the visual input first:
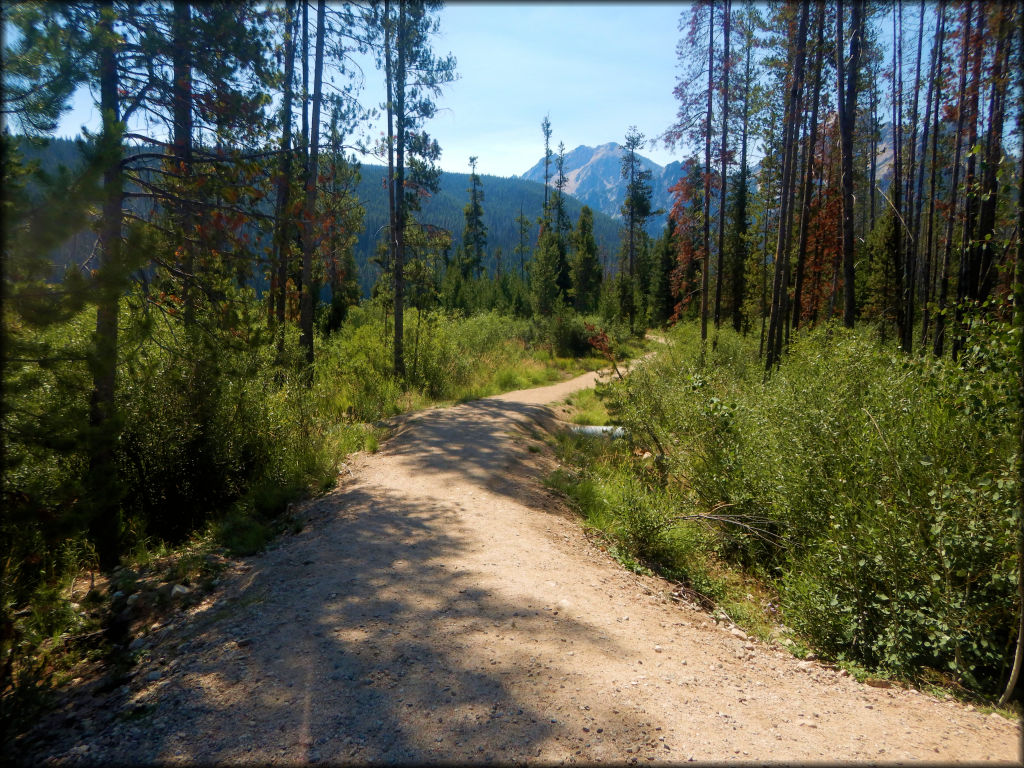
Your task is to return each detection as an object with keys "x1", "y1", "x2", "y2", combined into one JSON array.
[
  {"x1": 2, "y1": 0, "x2": 1022, "y2": 735},
  {"x1": 14, "y1": 137, "x2": 625, "y2": 297}
]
